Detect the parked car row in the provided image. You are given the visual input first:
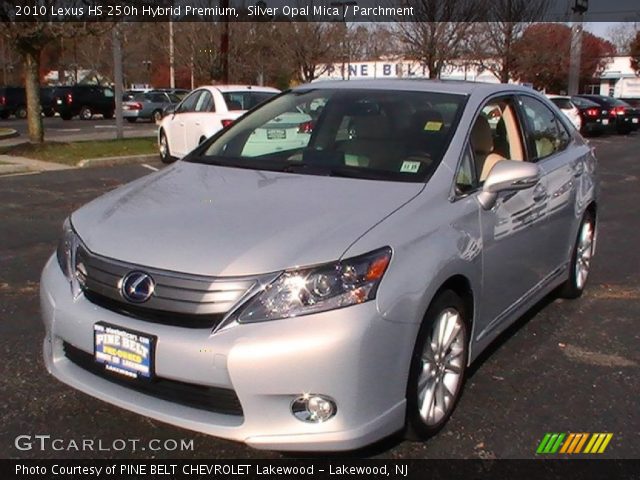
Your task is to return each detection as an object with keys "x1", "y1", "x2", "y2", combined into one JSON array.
[
  {"x1": 548, "y1": 94, "x2": 640, "y2": 136},
  {"x1": 1, "y1": 85, "x2": 193, "y2": 121}
]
